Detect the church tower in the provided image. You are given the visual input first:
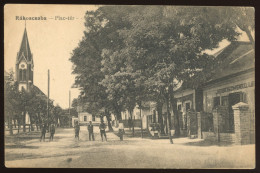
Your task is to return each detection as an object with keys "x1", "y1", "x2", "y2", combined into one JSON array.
[{"x1": 15, "y1": 25, "x2": 34, "y2": 92}]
